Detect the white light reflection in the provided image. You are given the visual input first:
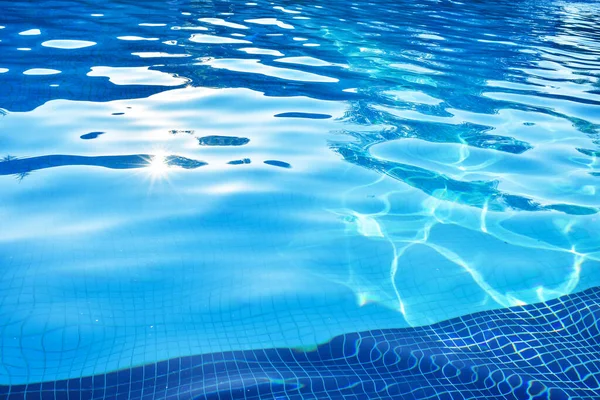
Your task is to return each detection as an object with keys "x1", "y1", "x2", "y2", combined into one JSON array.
[
  {"x1": 141, "y1": 149, "x2": 174, "y2": 193},
  {"x1": 148, "y1": 151, "x2": 169, "y2": 177}
]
